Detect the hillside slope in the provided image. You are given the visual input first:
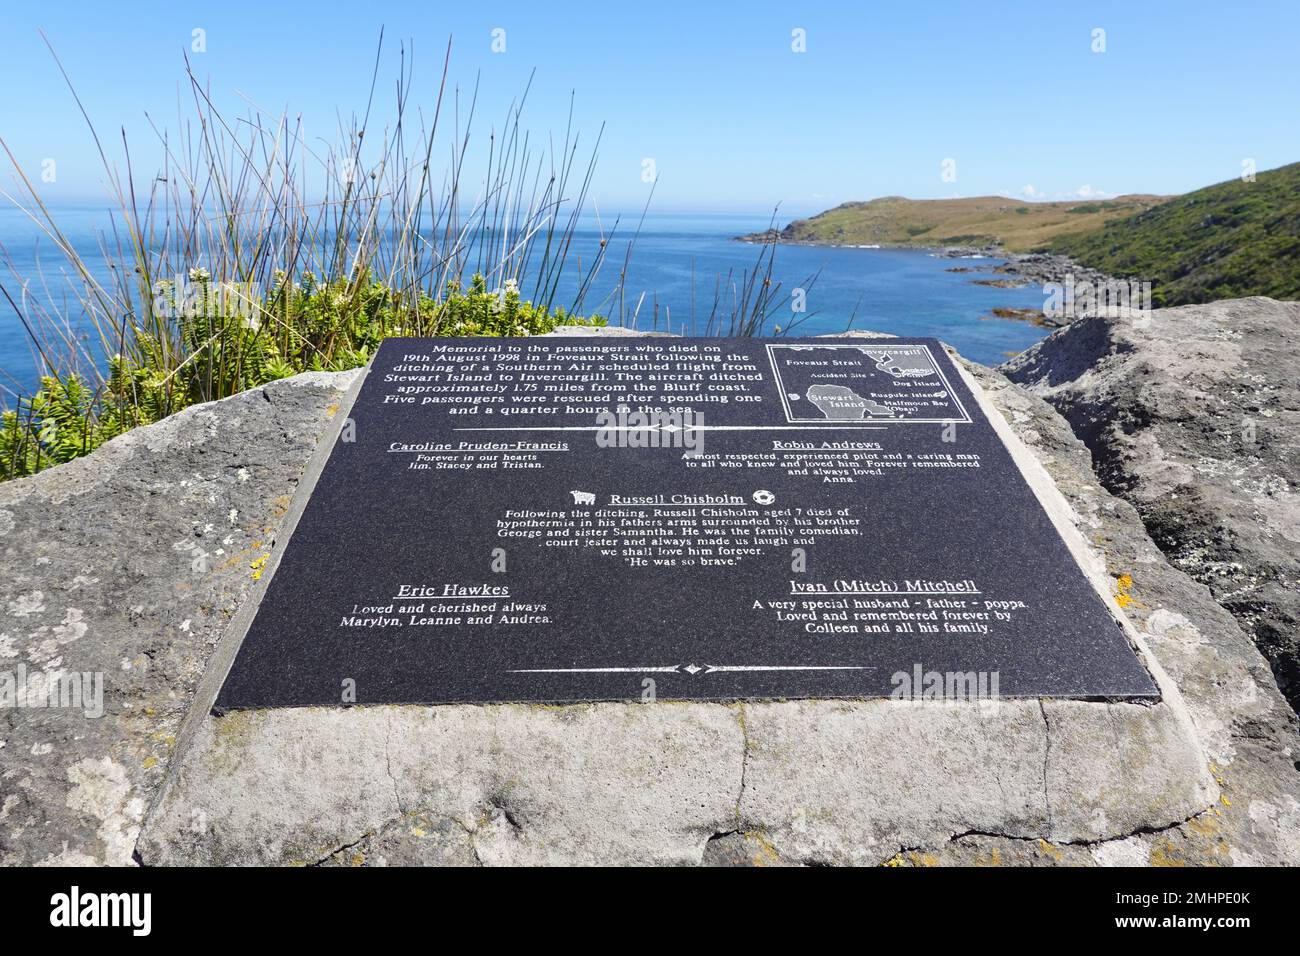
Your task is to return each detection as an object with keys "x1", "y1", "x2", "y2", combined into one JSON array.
[
  {"x1": 753, "y1": 194, "x2": 1167, "y2": 252},
  {"x1": 1047, "y1": 163, "x2": 1300, "y2": 306}
]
